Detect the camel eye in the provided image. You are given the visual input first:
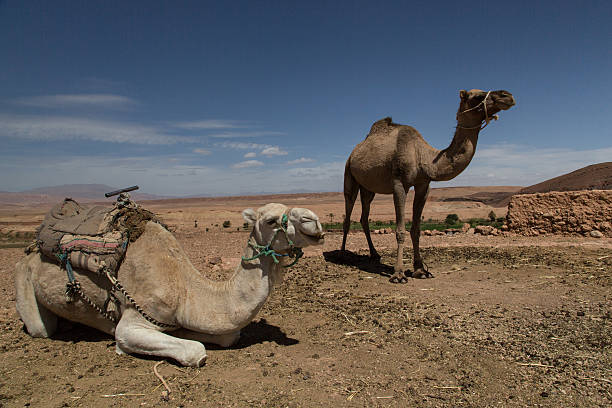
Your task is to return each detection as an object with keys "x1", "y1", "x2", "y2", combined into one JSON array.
[{"x1": 266, "y1": 219, "x2": 277, "y2": 225}]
